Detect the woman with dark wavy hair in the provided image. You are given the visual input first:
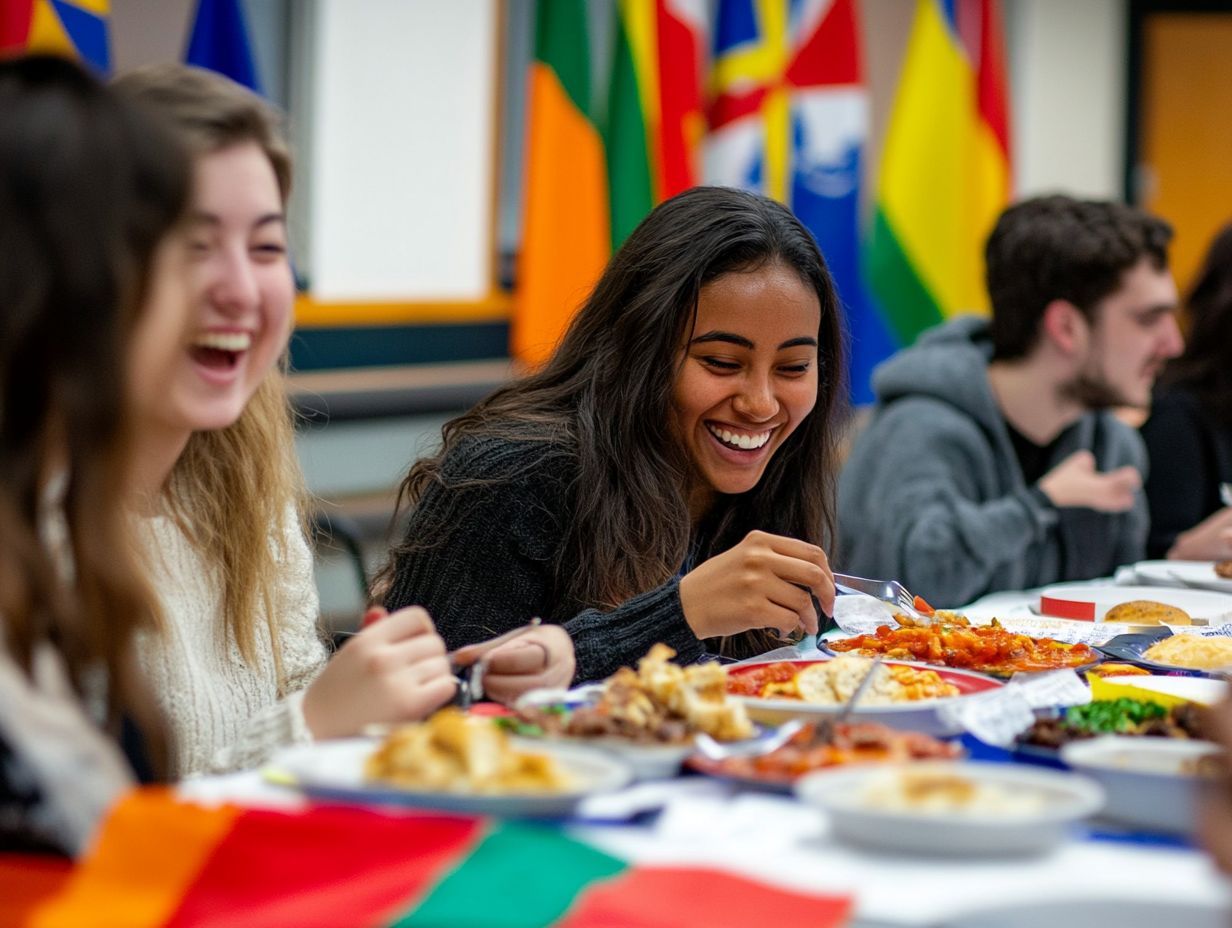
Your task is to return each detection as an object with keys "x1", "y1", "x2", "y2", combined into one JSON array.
[
  {"x1": 376, "y1": 186, "x2": 847, "y2": 682},
  {"x1": 1142, "y1": 223, "x2": 1232, "y2": 560},
  {"x1": 0, "y1": 55, "x2": 189, "y2": 854}
]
